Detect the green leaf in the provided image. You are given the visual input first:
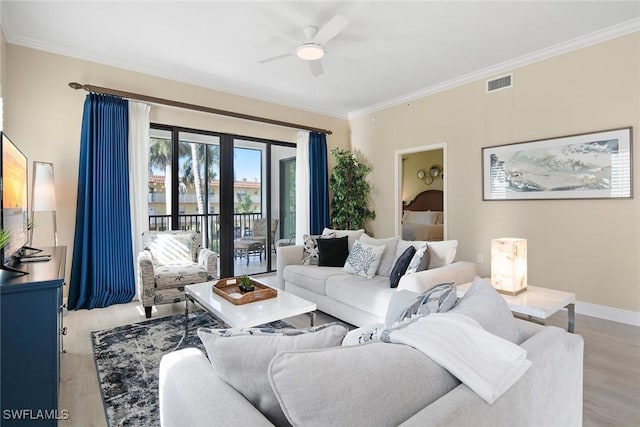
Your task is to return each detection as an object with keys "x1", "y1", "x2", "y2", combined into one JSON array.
[{"x1": 329, "y1": 149, "x2": 375, "y2": 230}]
